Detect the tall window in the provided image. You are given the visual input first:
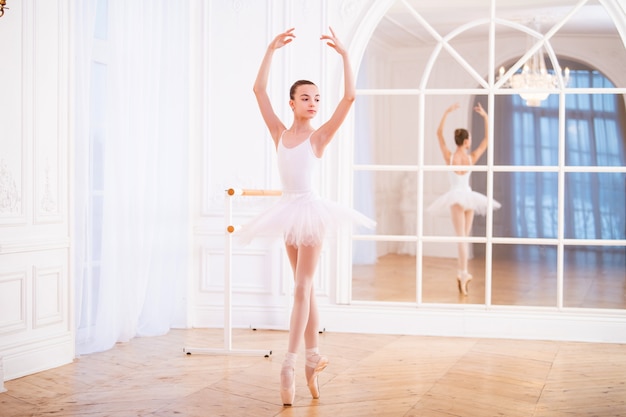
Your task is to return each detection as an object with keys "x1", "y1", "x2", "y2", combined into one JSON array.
[
  {"x1": 77, "y1": 0, "x2": 108, "y2": 340},
  {"x1": 487, "y1": 60, "x2": 626, "y2": 241}
]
